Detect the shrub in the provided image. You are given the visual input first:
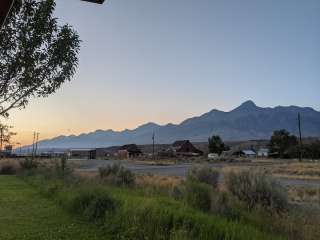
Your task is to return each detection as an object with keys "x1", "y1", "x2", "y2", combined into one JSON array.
[
  {"x1": 19, "y1": 158, "x2": 38, "y2": 170},
  {"x1": 187, "y1": 165, "x2": 219, "y2": 188},
  {"x1": 225, "y1": 171, "x2": 288, "y2": 213},
  {"x1": 41, "y1": 180, "x2": 63, "y2": 198},
  {"x1": 210, "y1": 191, "x2": 242, "y2": 220},
  {"x1": 185, "y1": 180, "x2": 211, "y2": 211},
  {"x1": 99, "y1": 164, "x2": 135, "y2": 186},
  {"x1": 55, "y1": 156, "x2": 73, "y2": 178},
  {"x1": 99, "y1": 164, "x2": 120, "y2": 178},
  {"x1": 0, "y1": 164, "x2": 17, "y2": 175},
  {"x1": 70, "y1": 187, "x2": 117, "y2": 222},
  {"x1": 171, "y1": 185, "x2": 185, "y2": 201}
]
